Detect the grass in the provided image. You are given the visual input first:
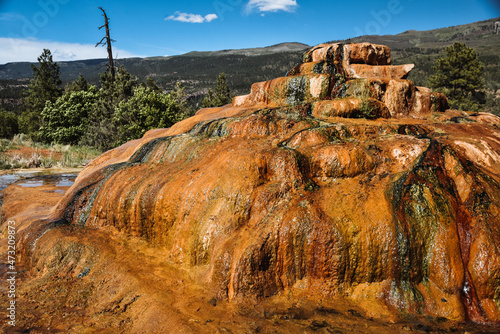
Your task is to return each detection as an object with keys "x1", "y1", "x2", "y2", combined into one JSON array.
[{"x1": 0, "y1": 134, "x2": 102, "y2": 170}]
